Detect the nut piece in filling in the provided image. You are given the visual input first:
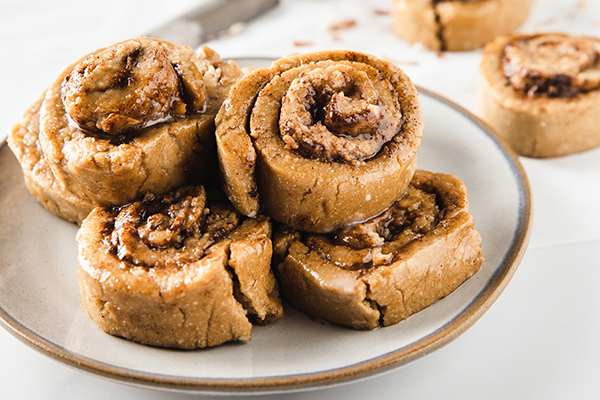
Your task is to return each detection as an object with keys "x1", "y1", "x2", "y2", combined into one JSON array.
[
  {"x1": 77, "y1": 185, "x2": 283, "y2": 349},
  {"x1": 480, "y1": 33, "x2": 600, "y2": 157},
  {"x1": 392, "y1": 0, "x2": 533, "y2": 51},
  {"x1": 215, "y1": 50, "x2": 422, "y2": 233},
  {"x1": 8, "y1": 37, "x2": 243, "y2": 224},
  {"x1": 274, "y1": 170, "x2": 483, "y2": 330}
]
